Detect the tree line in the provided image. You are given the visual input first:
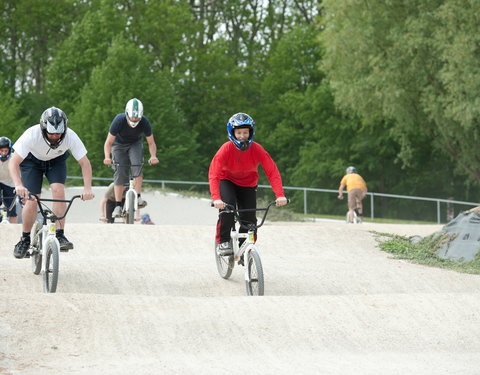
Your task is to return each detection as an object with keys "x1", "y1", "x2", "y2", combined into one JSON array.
[{"x1": 0, "y1": 0, "x2": 478, "y2": 218}]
